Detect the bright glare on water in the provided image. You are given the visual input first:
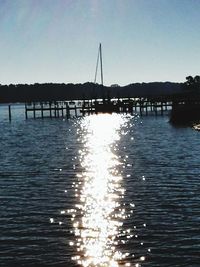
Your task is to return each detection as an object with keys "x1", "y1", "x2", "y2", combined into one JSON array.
[
  {"x1": 1, "y1": 105, "x2": 200, "y2": 267},
  {"x1": 71, "y1": 114, "x2": 133, "y2": 267}
]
